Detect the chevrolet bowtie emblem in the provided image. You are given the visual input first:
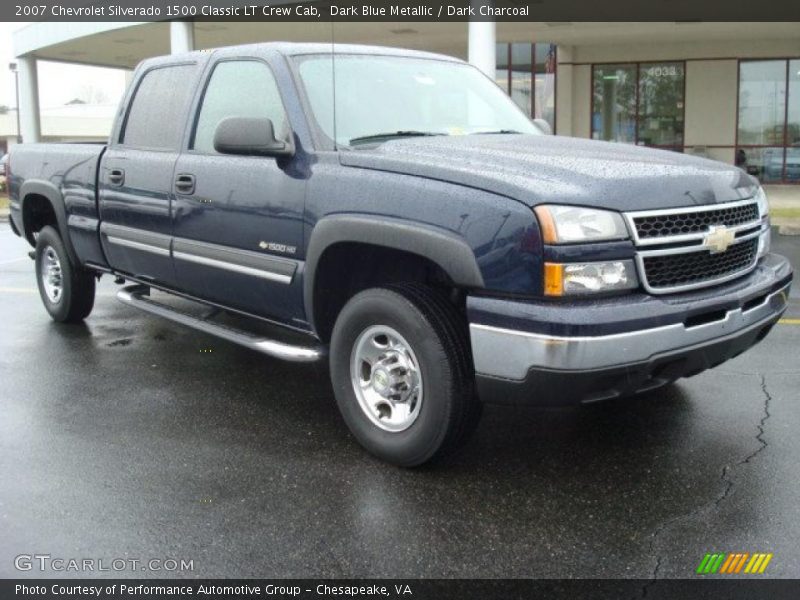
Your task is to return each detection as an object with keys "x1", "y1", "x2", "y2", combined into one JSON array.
[{"x1": 703, "y1": 225, "x2": 736, "y2": 254}]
